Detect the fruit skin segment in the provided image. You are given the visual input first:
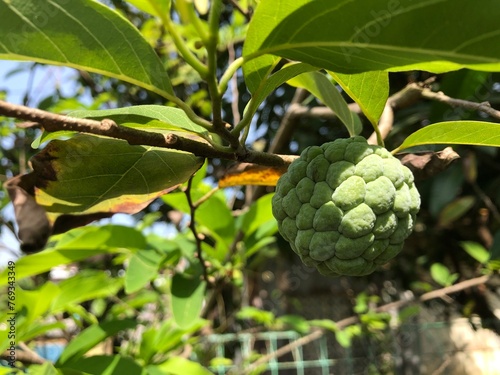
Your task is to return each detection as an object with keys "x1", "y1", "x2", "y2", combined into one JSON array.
[{"x1": 272, "y1": 136, "x2": 421, "y2": 277}]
